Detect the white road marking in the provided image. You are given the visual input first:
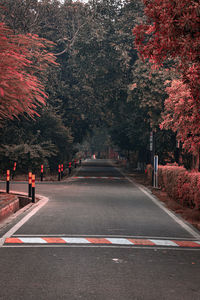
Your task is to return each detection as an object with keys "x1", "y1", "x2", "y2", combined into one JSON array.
[
  {"x1": 0, "y1": 195, "x2": 48, "y2": 247},
  {"x1": 138, "y1": 186, "x2": 200, "y2": 240},
  {"x1": 112, "y1": 164, "x2": 200, "y2": 240},
  {"x1": 106, "y1": 238, "x2": 133, "y2": 245},
  {"x1": 62, "y1": 237, "x2": 91, "y2": 244},
  {"x1": 19, "y1": 237, "x2": 47, "y2": 244},
  {"x1": 150, "y1": 239, "x2": 178, "y2": 246}
]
